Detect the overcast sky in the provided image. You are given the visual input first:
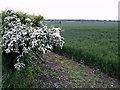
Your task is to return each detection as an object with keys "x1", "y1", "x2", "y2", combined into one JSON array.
[{"x1": 0, "y1": 0, "x2": 119, "y2": 20}]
